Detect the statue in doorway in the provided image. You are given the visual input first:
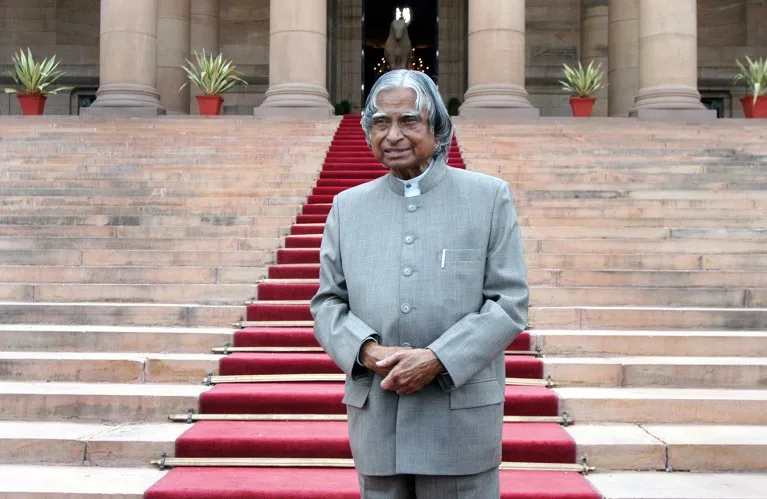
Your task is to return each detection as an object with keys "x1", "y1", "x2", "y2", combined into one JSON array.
[{"x1": 384, "y1": 8, "x2": 412, "y2": 70}]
